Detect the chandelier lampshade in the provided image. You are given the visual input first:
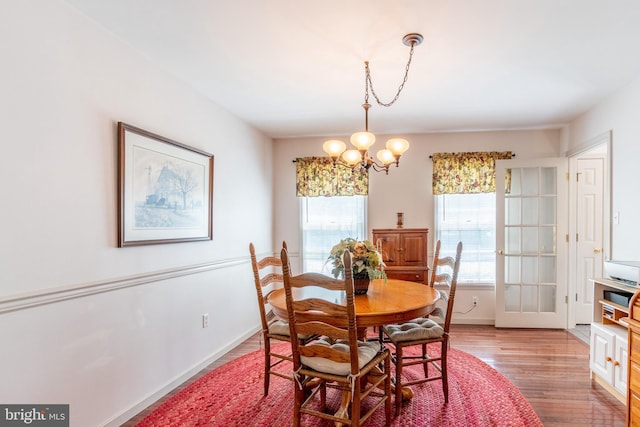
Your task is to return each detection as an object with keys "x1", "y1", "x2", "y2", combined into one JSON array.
[
  {"x1": 386, "y1": 138, "x2": 410, "y2": 156},
  {"x1": 350, "y1": 131, "x2": 376, "y2": 151},
  {"x1": 342, "y1": 149, "x2": 363, "y2": 165},
  {"x1": 323, "y1": 139, "x2": 347, "y2": 160},
  {"x1": 376, "y1": 149, "x2": 396, "y2": 165}
]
